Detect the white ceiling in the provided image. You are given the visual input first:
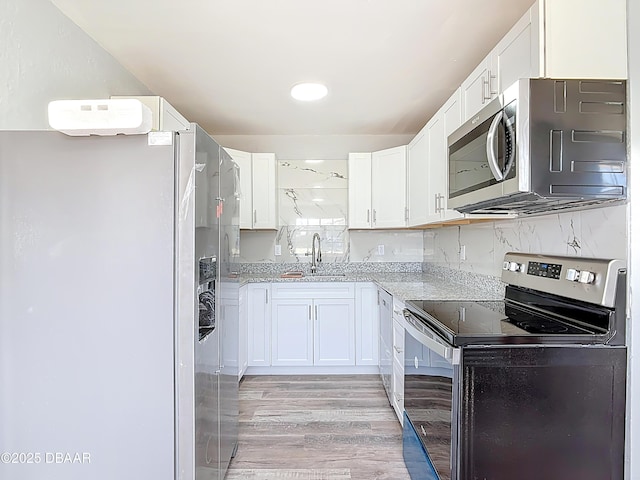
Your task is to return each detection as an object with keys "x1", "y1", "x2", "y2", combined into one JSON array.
[{"x1": 50, "y1": 0, "x2": 535, "y2": 137}]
